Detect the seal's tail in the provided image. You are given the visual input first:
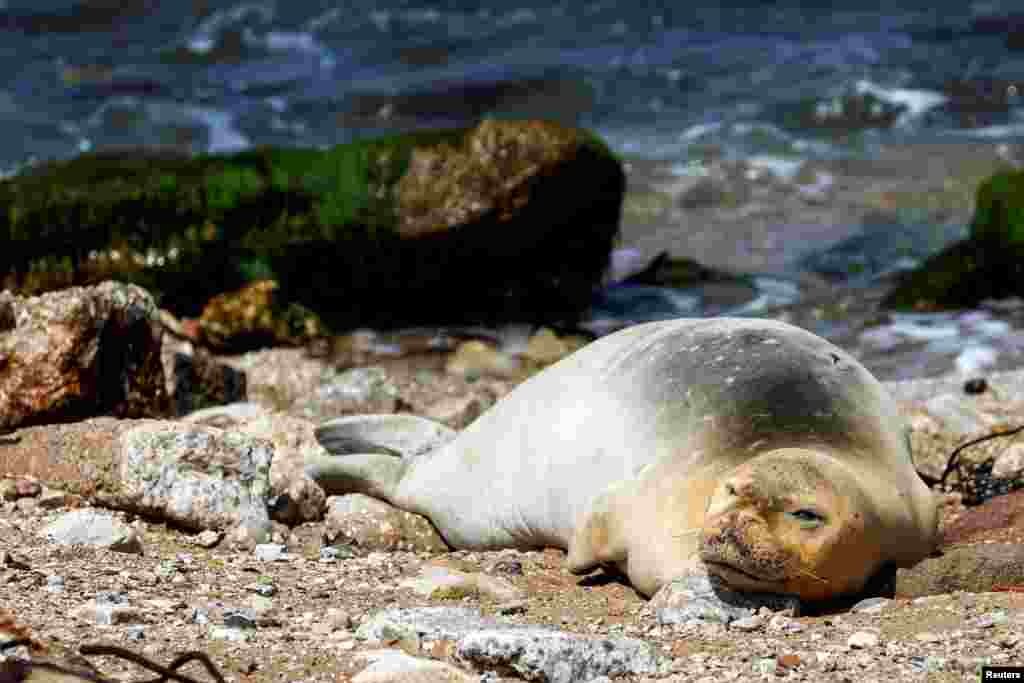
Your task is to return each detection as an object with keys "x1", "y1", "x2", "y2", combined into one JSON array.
[{"x1": 305, "y1": 414, "x2": 455, "y2": 500}]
